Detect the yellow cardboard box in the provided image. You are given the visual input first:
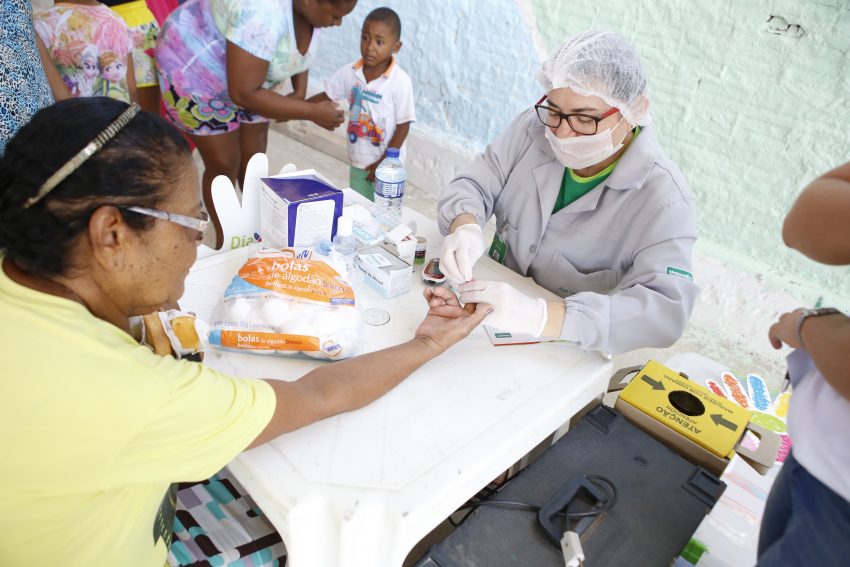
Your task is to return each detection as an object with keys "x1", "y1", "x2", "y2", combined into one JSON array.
[{"x1": 612, "y1": 360, "x2": 780, "y2": 476}]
